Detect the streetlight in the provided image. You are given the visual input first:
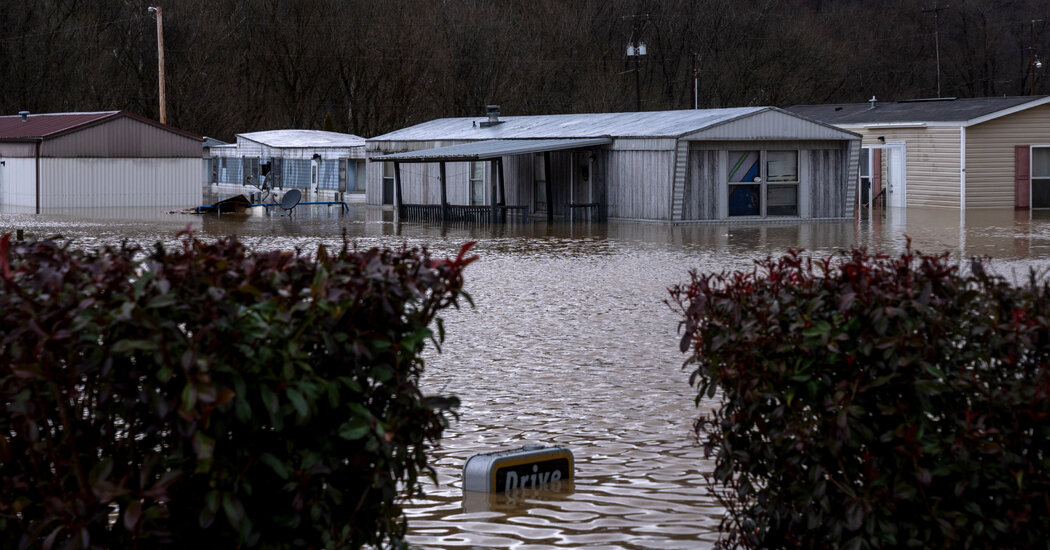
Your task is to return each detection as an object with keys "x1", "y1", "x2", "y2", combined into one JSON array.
[
  {"x1": 1031, "y1": 19, "x2": 1045, "y2": 96},
  {"x1": 148, "y1": 5, "x2": 166, "y2": 124}
]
